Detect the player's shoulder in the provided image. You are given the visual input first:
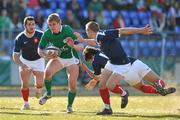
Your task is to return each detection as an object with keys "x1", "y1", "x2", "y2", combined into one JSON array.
[
  {"x1": 42, "y1": 28, "x2": 52, "y2": 36},
  {"x1": 35, "y1": 29, "x2": 43, "y2": 34},
  {"x1": 62, "y1": 24, "x2": 73, "y2": 31},
  {"x1": 63, "y1": 24, "x2": 71, "y2": 28},
  {"x1": 43, "y1": 28, "x2": 51, "y2": 34},
  {"x1": 15, "y1": 31, "x2": 25, "y2": 40}
]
